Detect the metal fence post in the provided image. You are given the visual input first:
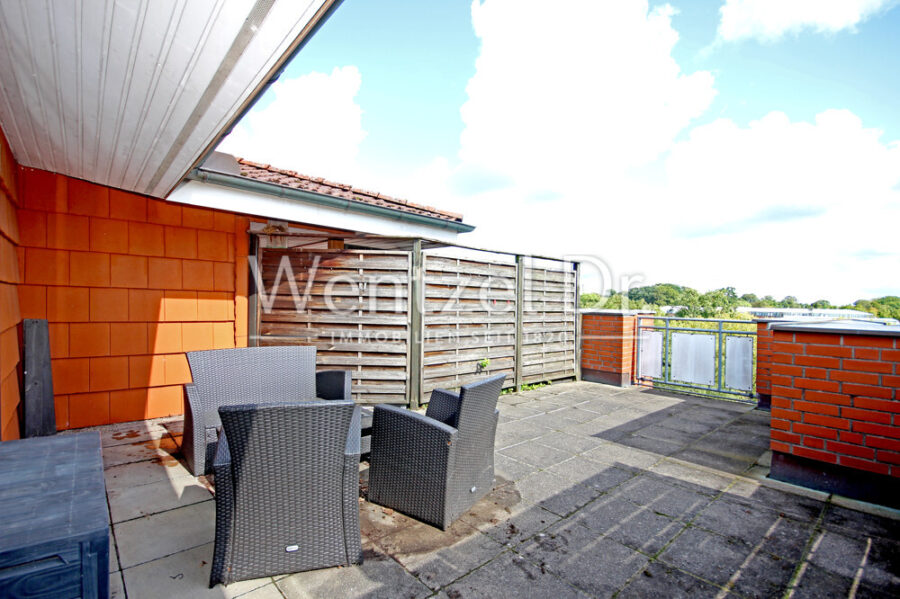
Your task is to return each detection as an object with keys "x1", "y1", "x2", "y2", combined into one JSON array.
[
  {"x1": 514, "y1": 255, "x2": 524, "y2": 392},
  {"x1": 408, "y1": 240, "x2": 424, "y2": 409}
]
